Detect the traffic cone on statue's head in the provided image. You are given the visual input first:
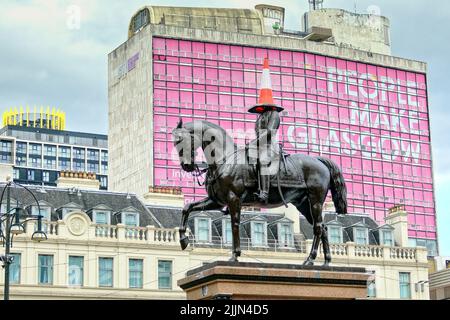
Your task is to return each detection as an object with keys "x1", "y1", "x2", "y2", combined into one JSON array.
[{"x1": 248, "y1": 57, "x2": 284, "y2": 114}]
